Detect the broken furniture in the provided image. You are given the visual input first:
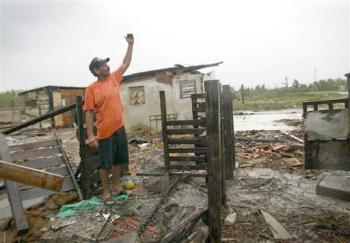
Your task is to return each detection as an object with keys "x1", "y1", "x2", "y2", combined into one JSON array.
[
  {"x1": 0, "y1": 134, "x2": 82, "y2": 233},
  {"x1": 1, "y1": 104, "x2": 82, "y2": 233},
  {"x1": 160, "y1": 85, "x2": 235, "y2": 180},
  {"x1": 160, "y1": 80, "x2": 235, "y2": 242},
  {"x1": 302, "y1": 72, "x2": 350, "y2": 170}
]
